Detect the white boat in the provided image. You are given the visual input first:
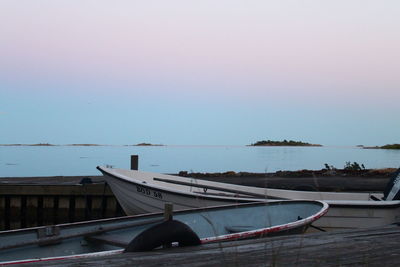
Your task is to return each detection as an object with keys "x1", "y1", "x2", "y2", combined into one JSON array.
[
  {"x1": 97, "y1": 166, "x2": 400, "y2": 231},
  {"x1": 0, "y1": 201, "x2": 327, "y2": 265}
]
